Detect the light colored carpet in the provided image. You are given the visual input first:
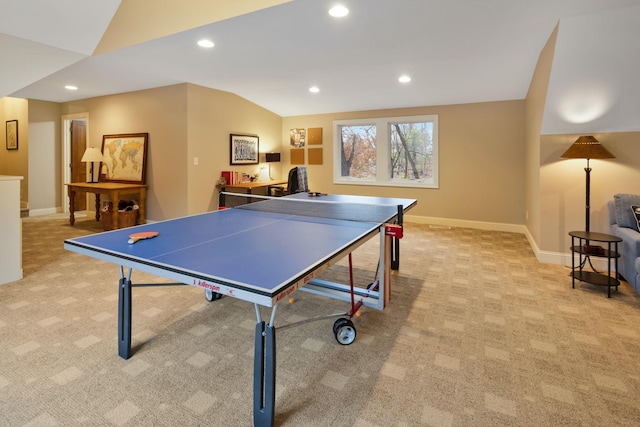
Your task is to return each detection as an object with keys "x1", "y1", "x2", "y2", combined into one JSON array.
[{"x1": 1, "y1": 214, "x2": 640, "y2": 426}]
